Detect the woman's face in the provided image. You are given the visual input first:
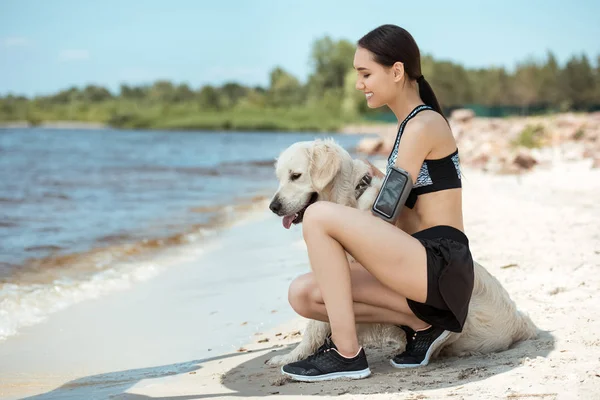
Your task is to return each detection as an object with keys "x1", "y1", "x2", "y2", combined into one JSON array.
[{"x1": 353, "y1": 47, "x2": 398, "y2": 109}]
